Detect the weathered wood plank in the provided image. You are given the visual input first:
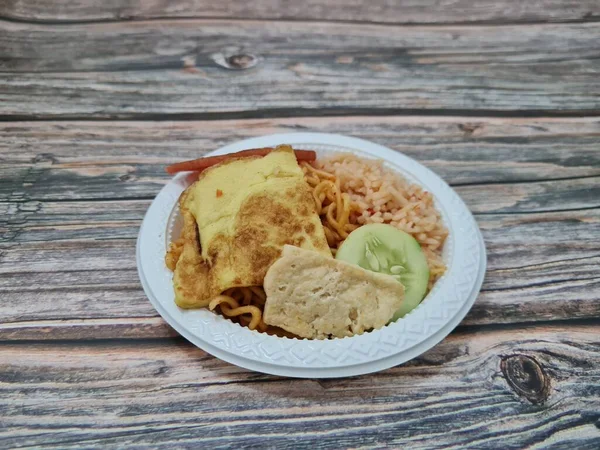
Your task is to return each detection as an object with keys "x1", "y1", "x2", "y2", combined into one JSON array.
[
  {"x1": 458, "y1": 177, "x2": 600, "y2": 214},
  {"x1": 1, "y1": 209, "x2": 598, "y2": 339},
  {"x1": 1, "y1": 117, "x2": 599, "y2": 194},
  {"x1": 1, "y1": 325, "x2": 599, "y2": 448},
  {"x1": 0, "y1": 199, "x2": 150, "y2": 242},
  {"x1": 1, "y1": 21, "x2": 600, "y2": 117},
  {"x1": 0, "y1": 318, "x2": 177, "y2": 341},
  {"x1": 2, "y1": 0, "x2": 599, "y2": 24}
]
